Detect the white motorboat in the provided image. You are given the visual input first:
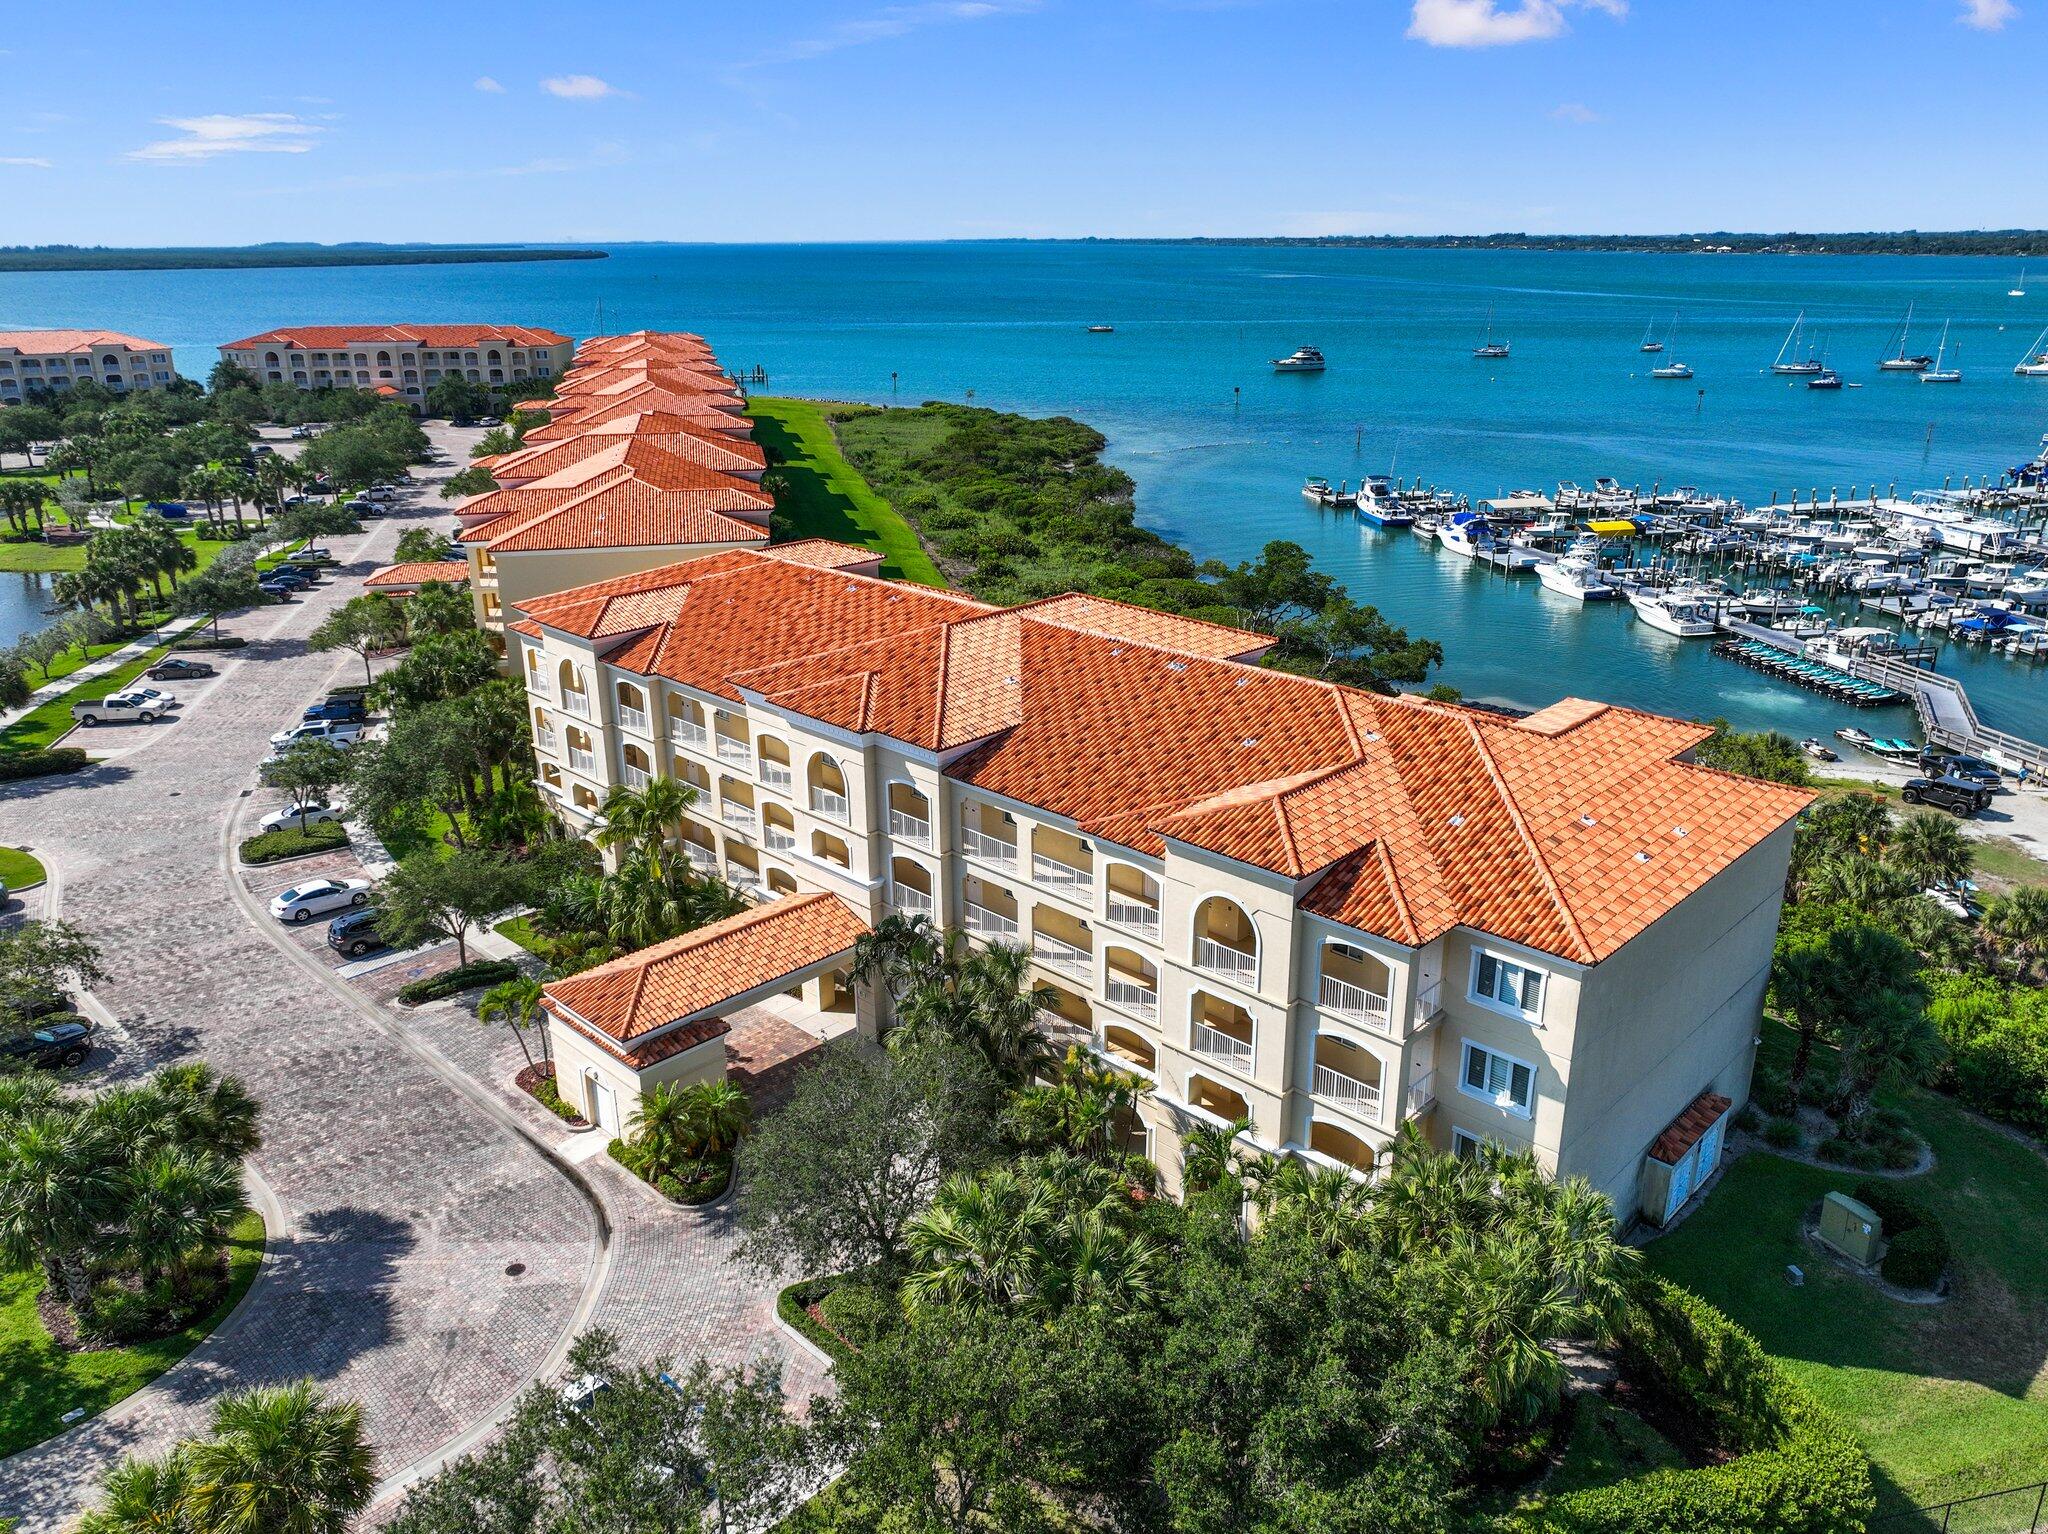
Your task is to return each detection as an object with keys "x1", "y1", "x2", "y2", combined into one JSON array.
[
  {"x1": 1271, "y1": 346, "x2": 1327, "y2": 373},
  {"x1": 1650, "y1": 361, "x2": 1694, "y2": 380},
  {"x1": 1627, "y1": 588, "x2": 1720, "y2": 637},
  {"x1": 1538, "y1": 553, "x2": 1618, "y2": 600},
  {"x1": 1438, "y1": 510, "x2": 1539, "y2": 568},
  {"x1": 1733, "y1": 587, "x2": 1805, "y2": 619}
]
